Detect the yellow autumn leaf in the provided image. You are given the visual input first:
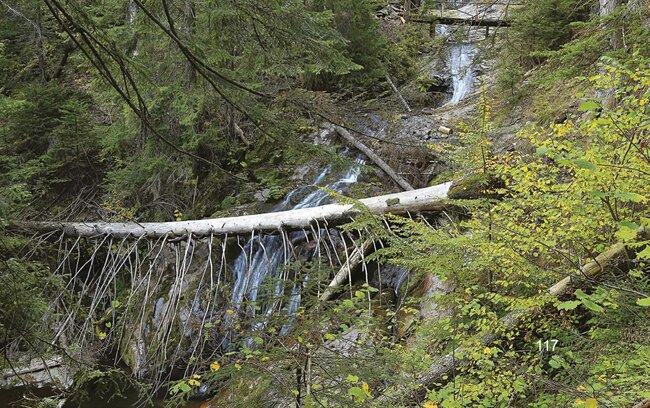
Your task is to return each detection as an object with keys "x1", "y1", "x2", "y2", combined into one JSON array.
[
  {"x1": 361, "y1": 381, "x2": 371, "y2": 397},
  {"x1": 210, "y1": 362, "x2": 220, "y2": 372},
  {"x1": 585, "y1": 398, "x2": 598, "y2": 408},
  {"x1": 423, "y1": 401, "x2": 438, "y2": 408},
  {"x1": 188, "y1": 379, "x2": 201, "y2": 387}
]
